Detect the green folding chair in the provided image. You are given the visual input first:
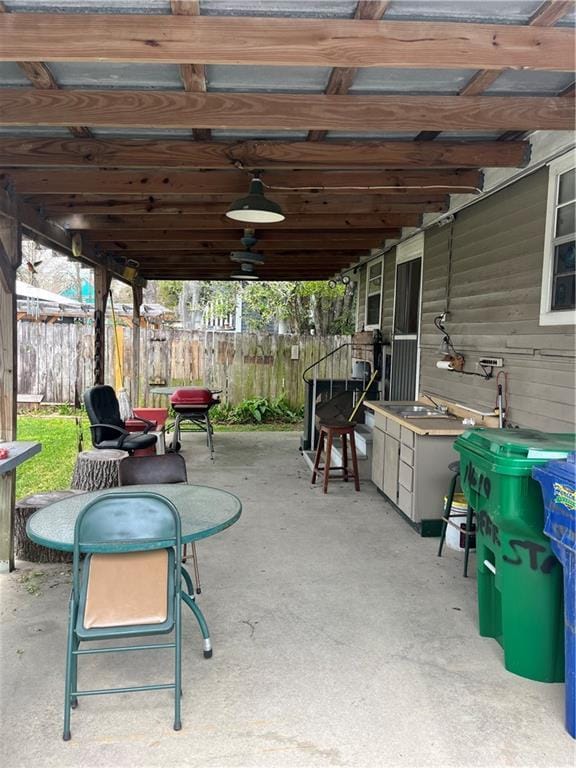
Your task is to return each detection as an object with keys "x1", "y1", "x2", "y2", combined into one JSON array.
[{"x1": 63, "y1": 491, "x2": 182, "y2": 741}]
